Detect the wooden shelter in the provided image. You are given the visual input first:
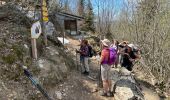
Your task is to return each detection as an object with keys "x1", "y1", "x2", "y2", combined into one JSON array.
[{"x1": 55, "y1": 12, "x2": 84, "y2": 35}]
